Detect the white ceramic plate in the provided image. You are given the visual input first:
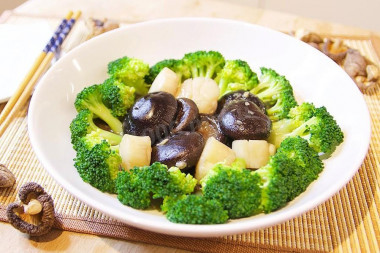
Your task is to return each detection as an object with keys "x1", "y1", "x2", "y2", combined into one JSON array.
[{"x1": 28, "y1": 18, "x2": 371, "y2": 237}]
